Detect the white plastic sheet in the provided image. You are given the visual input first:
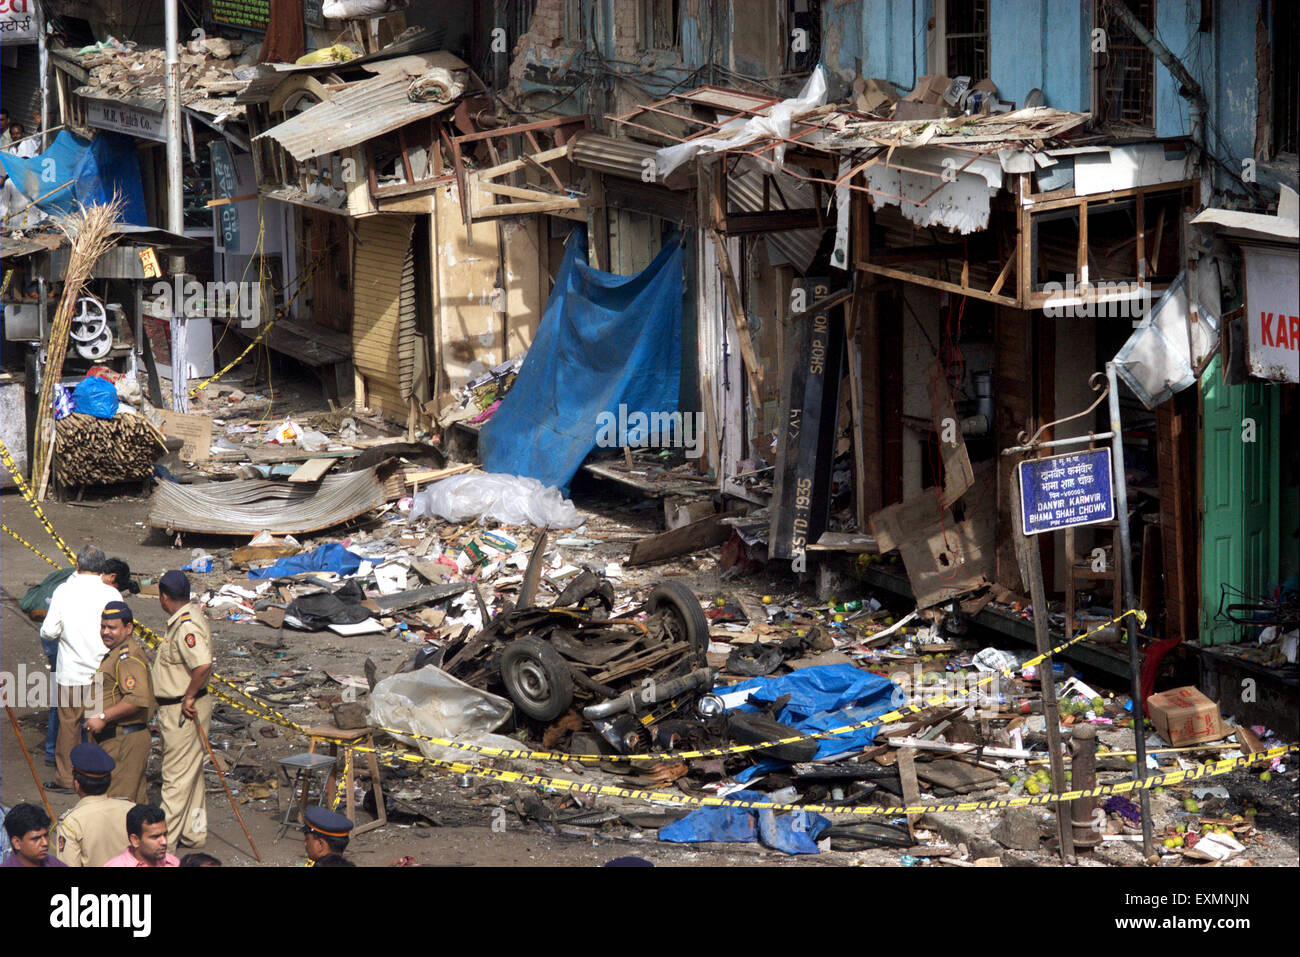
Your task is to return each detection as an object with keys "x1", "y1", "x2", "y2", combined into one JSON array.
[
  {"x1": 654, "y1": 66, "x2": 828, "y2": 179},
  {"x1": 409, "y1": 472, "x2": 582, "y2": 528},
  {"x1": 368, "y1": 665, "x2": 520, "y2": 763}
]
